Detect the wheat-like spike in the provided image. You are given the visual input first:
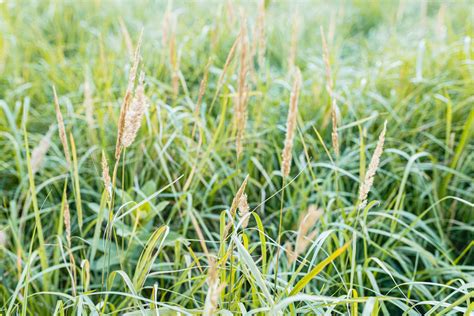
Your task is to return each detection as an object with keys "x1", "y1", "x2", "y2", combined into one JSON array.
[
  {"x1": 122, "y1": 71, "x2": 149, "y2": 148},
  {"x1": 236, "y1": 16, "x2": 249, "y2": 159},
  {"x1": 358, "y1": 120, "x2": 387, "y2": 210},
  {"x1": 320, "y1": 26, "x2": 340, "y2": 157},
  {"x1": 288, "y1": 10, "x2": 299, "y2": 71},
  {"x1": 53, "y1": 86, "x2": 71, "y2": 166},
  {"x1": 118, "y1": 16, "x2": 133, "y2": 58},
  {"x1": 115, "y1": 29, "x2": 143, "y2": 159},
  {"x1": 101, "y1": 150, "x2": 111, "y2": 199},
  {"x1": 83, "y1": 75, "x2": 95, "y2": 130},
  {"x1": 203, "y1": 257, "x2": 225, "y2": 316},
  {"x1": 31, "y1": 125, "x2": 54, "y2": 174},
  {"x1": 238, "y1": 193, "x2": 250, "y2": 229},
  {"x1": 281, "y1": 68, "x2": 302, "y2": 177}
]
